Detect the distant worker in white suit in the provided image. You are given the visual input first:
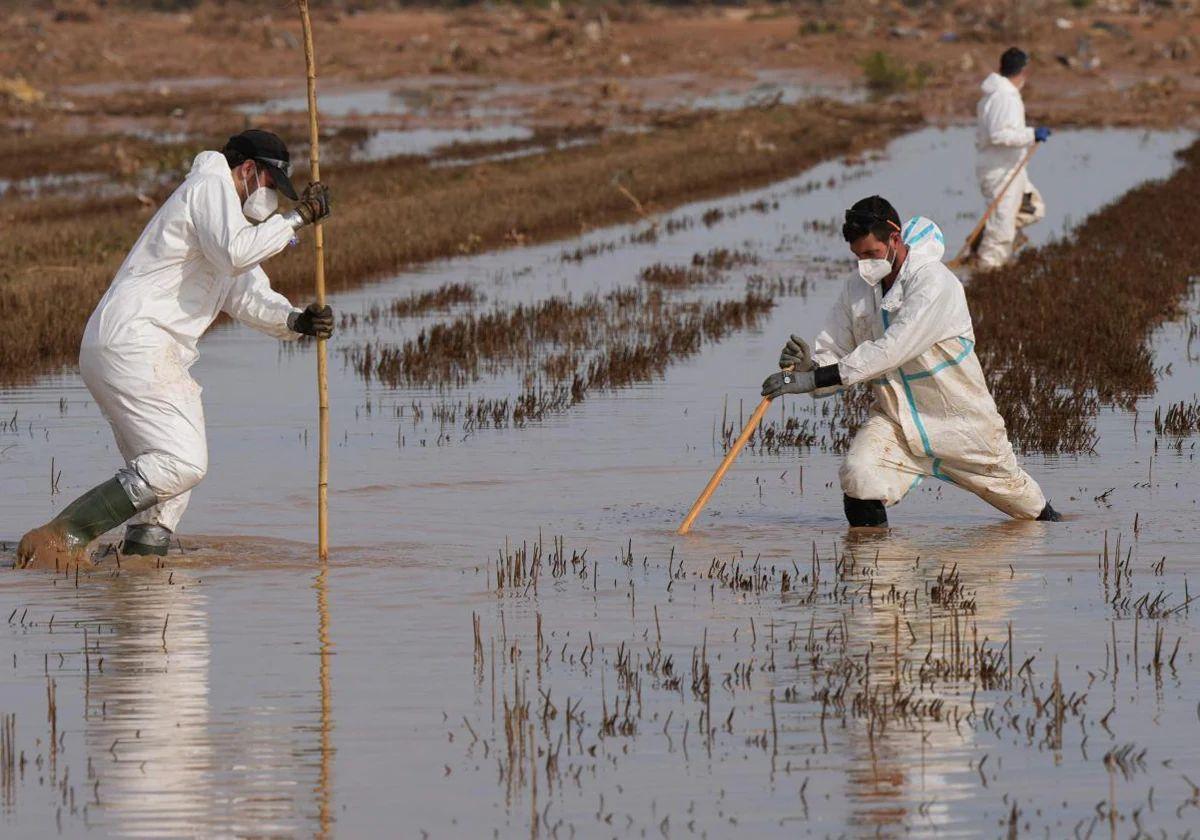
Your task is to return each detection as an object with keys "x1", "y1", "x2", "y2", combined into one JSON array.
[
  {"x1": 17, "y1": 129, "x2": 334, "y2": 568},
  {"x1": 975, "y1": 47, "x2": 1051, "y2": 268}
]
